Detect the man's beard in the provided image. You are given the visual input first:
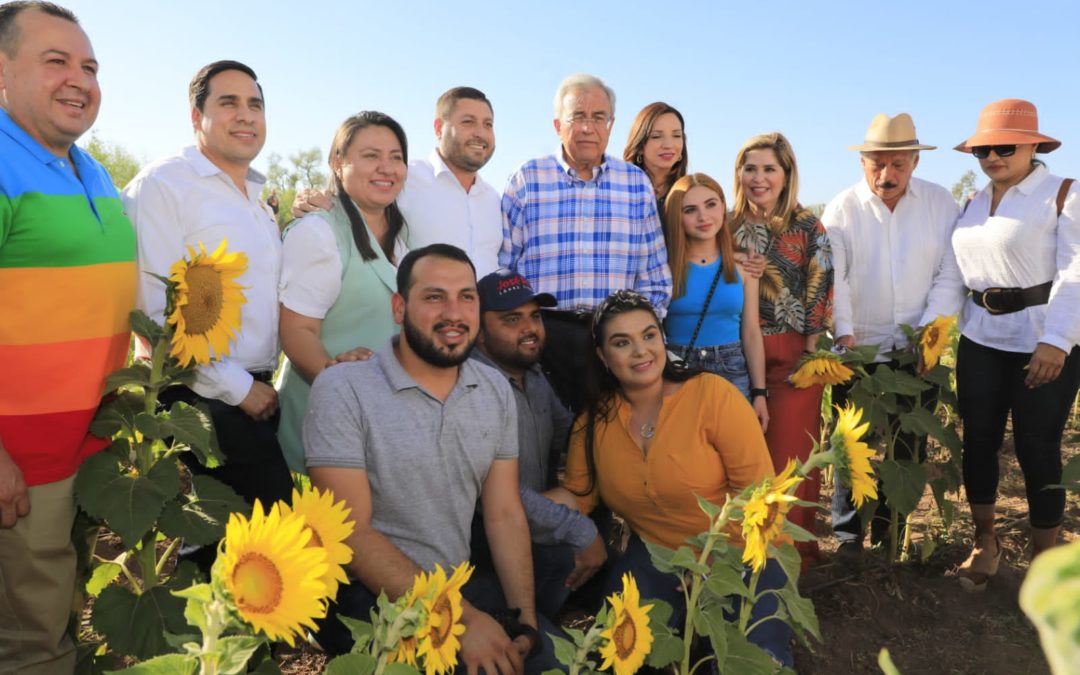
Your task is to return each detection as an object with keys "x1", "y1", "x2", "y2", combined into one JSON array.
[
  {"x1": 402, "y1": 314, "x2": 476, "y2": 368},
  {"x1": 482, "y1": 332, "x2": 543, "y2": 372}
]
